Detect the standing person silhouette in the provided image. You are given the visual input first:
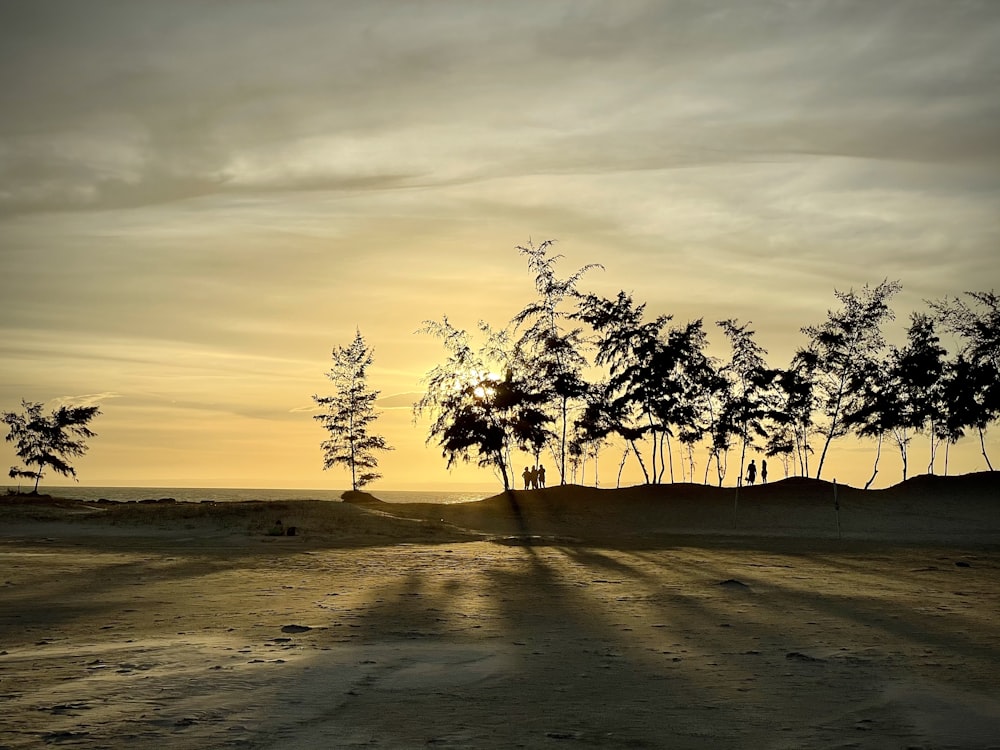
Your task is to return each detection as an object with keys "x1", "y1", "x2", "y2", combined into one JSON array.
[
  {"x1": 522, "y1": 466, "x2": 531, "y2": 490},
  {"x1": 761, "y1": 459, "x2": 768, "y2": 484},
  {"x1": 529, "y1": 466, "x2": 538, "y2": 489},
  {"x1": 746, "y1": 459, "x2": 757, "y2": 486},
  {"x1": 538, "y1": 464, "x2": 546, "y2": 488}
]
